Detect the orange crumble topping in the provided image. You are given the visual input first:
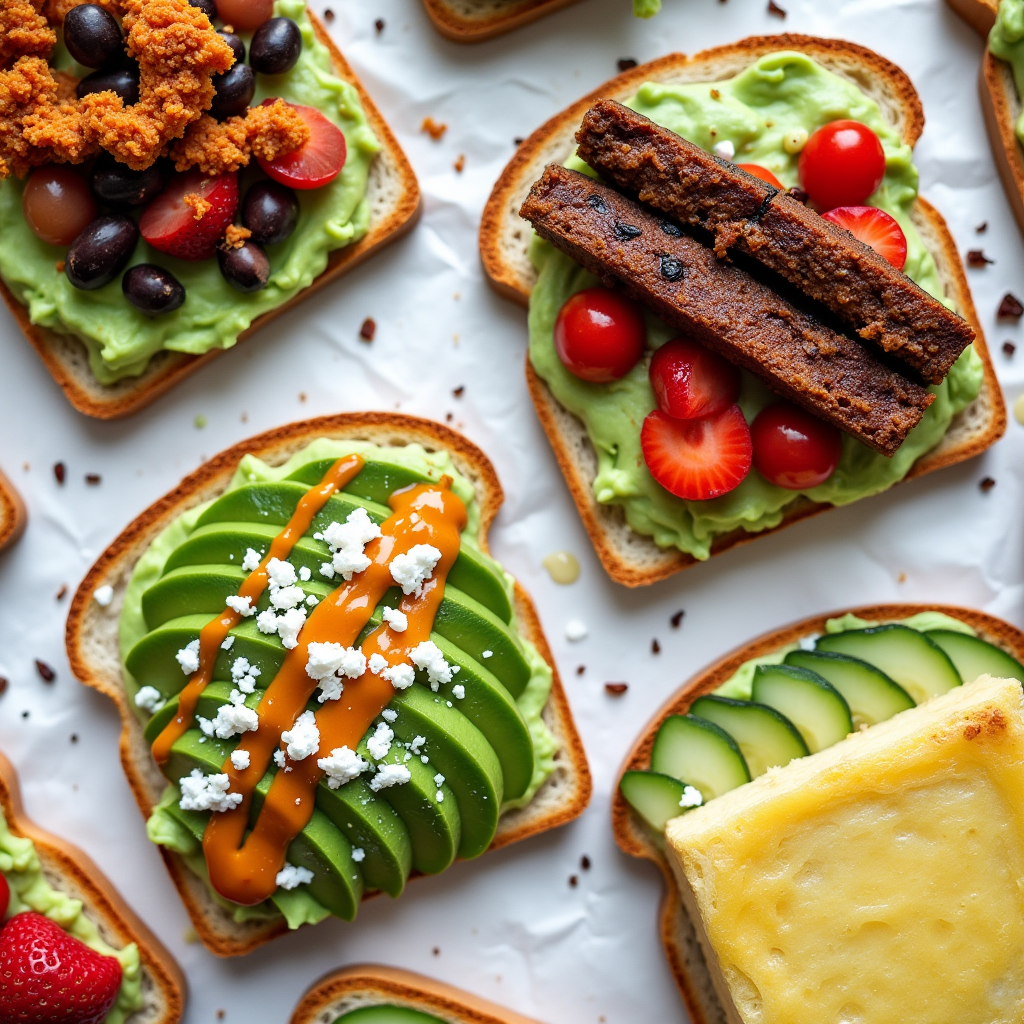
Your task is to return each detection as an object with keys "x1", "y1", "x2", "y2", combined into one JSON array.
[
  {"x1": 223, "y1": 223, "x2": 250, "y2": 248},
  {"x1": 183, "y1": 191, "x2": 211, "y2": 220}
]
